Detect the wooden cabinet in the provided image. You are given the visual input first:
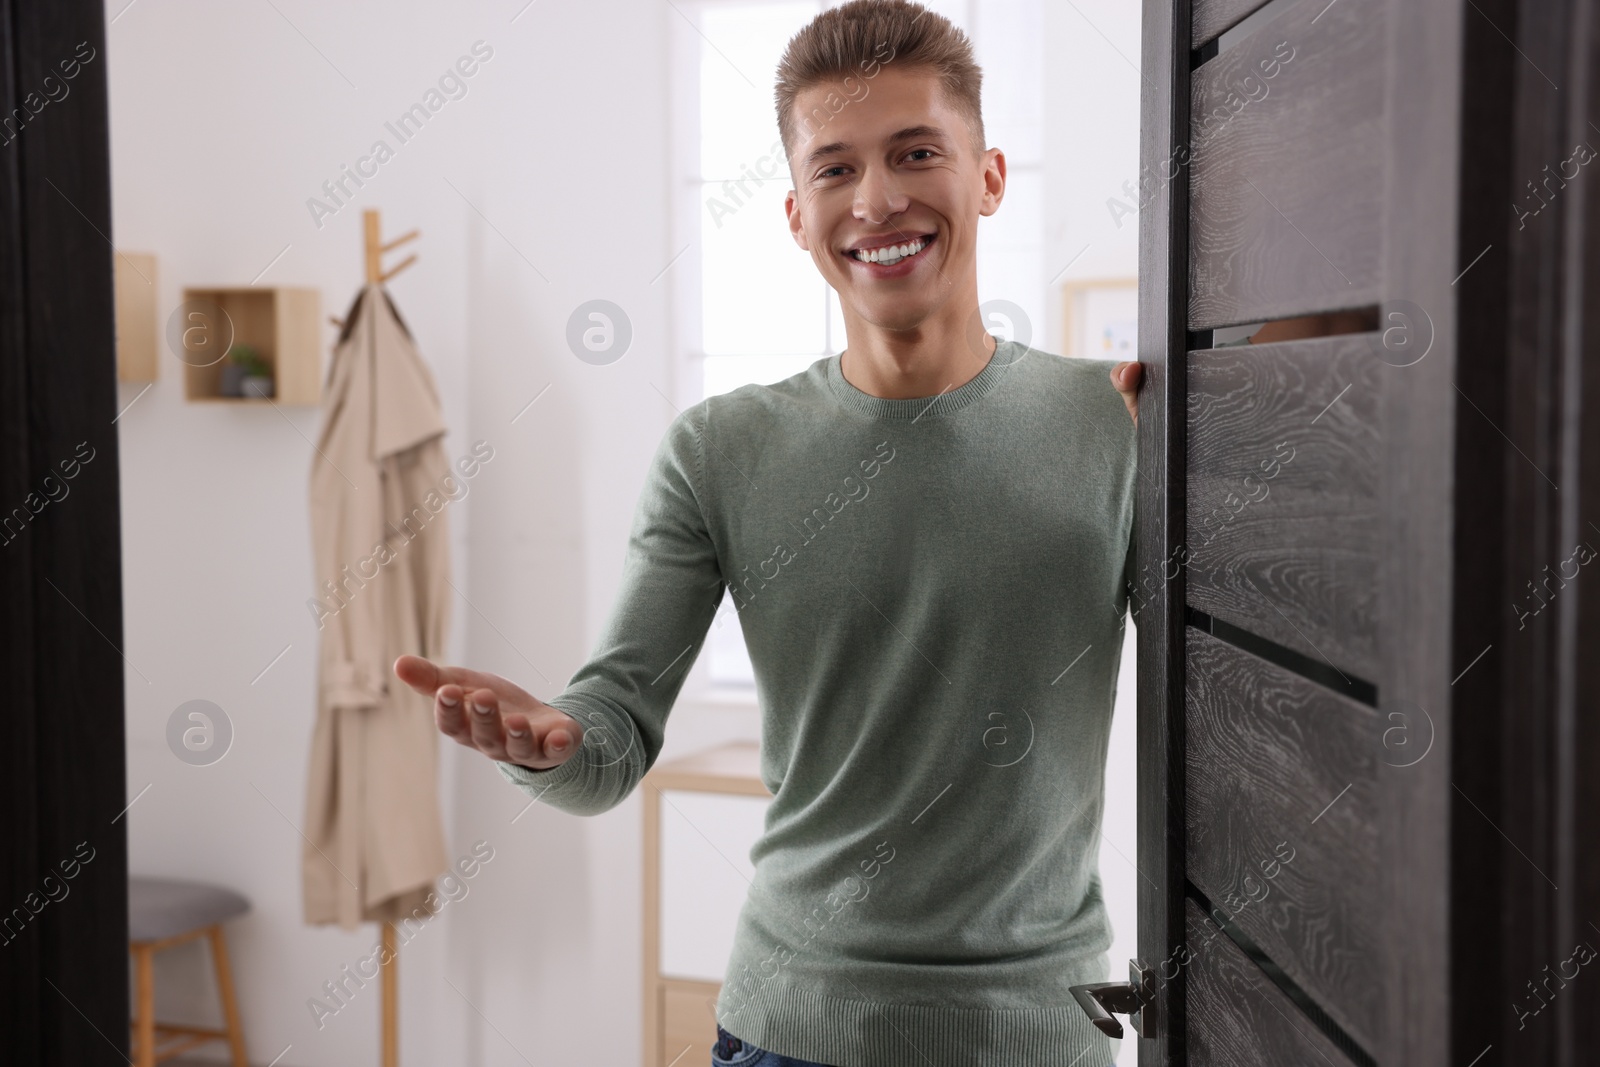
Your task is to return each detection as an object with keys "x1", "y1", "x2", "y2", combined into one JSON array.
[{"x1": 641, "y1": 742, "x2": 769, "y2": 1067}]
